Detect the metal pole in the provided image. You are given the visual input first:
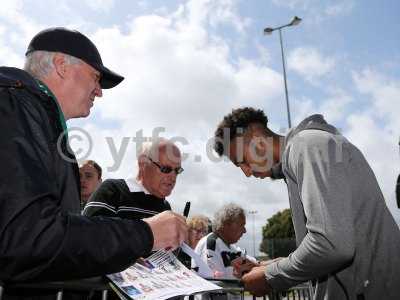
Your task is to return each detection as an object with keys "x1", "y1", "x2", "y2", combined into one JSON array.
[
  {"x1": 249, "y1": 210, "x2": 257, "y2": 257},
  {"x1": 252, "y1": 212, "x2": 256, "y2": 257},
  {"x1": 278, "y1": 28, "x2": 292, "y2": 128}
]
